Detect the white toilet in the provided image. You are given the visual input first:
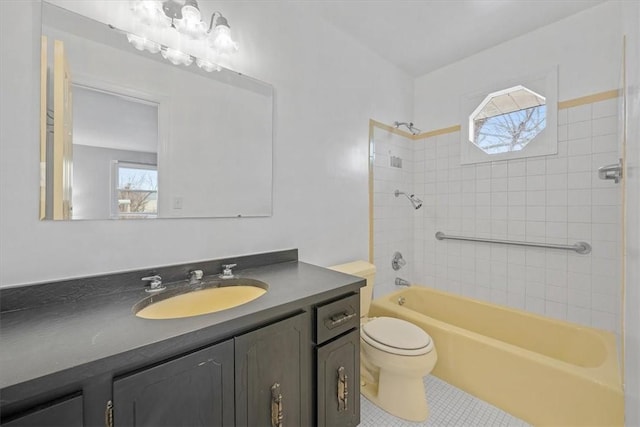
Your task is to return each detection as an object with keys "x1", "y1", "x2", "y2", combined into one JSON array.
[{"x1": 329, "y1": 261, "x2": 437, "y2": 422}]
